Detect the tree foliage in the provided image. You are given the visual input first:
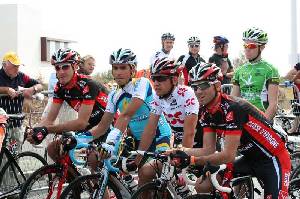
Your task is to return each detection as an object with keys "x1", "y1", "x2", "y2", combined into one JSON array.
[{"x1": 92, "y1": 70, "x2": 114, "y2": 84}]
